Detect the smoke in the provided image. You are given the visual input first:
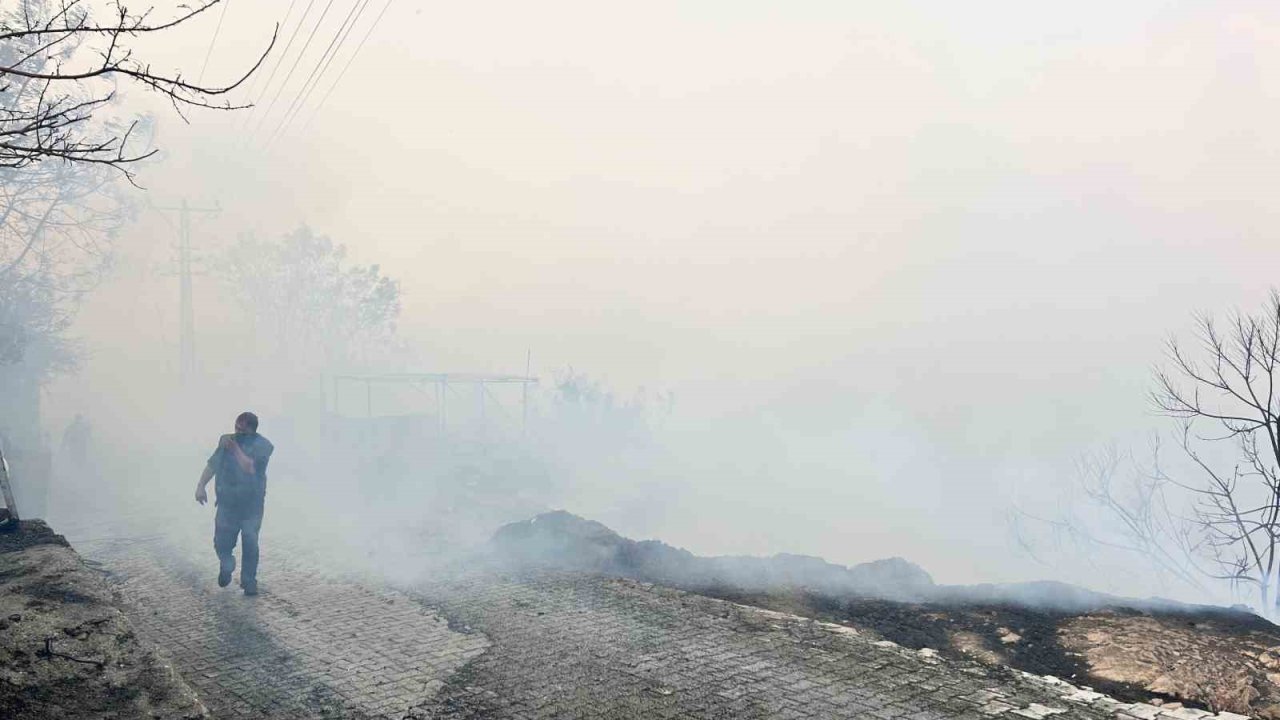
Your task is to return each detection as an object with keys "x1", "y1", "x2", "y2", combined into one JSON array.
[{"x1": 17, "y1": 0, "x2": 1280, "y2": 614}]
